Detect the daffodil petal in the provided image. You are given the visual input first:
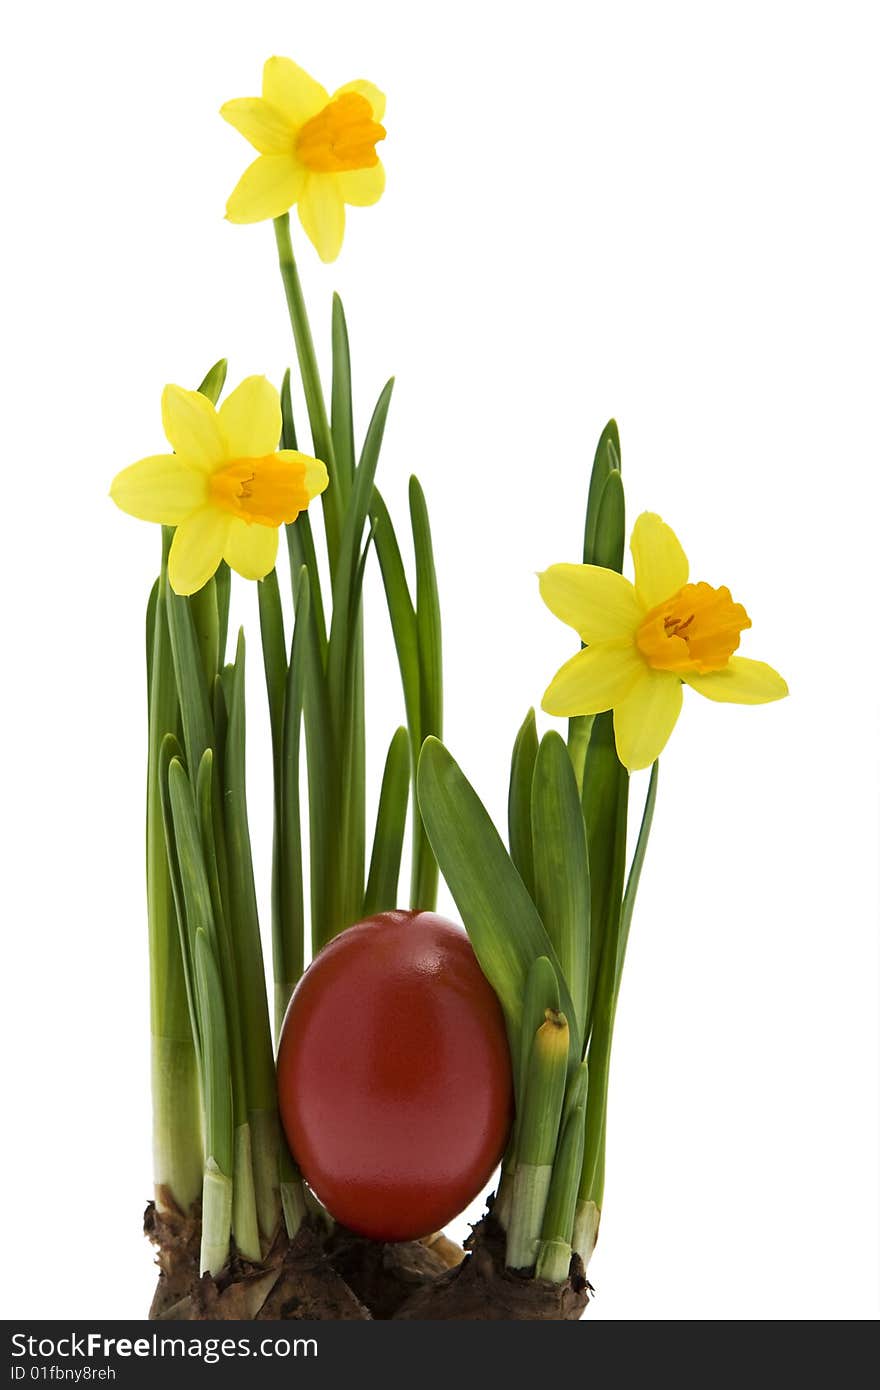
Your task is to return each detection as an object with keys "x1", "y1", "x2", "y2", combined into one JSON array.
[
  {"x1": 297, "y1": 176, "x2": 346, "y2": 262},
  {"x1": 332, "y1": 79, "x2": 386, "y2": 121},
  {"x1": 223, "y1": 519, "x2": 279, "y2": 581},
  {"x1": 631, "y1": 511, "x2": 689, "y2": 608},
  {"x1": 542, "y1": 640, "x2": 643, "y2": 717},
  {"x1": 539, "y1": 564, "x2": 643, "y2": 642},
  {"x1": 277, "y1": 450, "x2": 329, "y2": 502},
  {"x1": 683, "y1": 657, "x2": 789, "y2": 705},
  {"x1": 161, "y1": 386, "x2": 225, "y2": 471},
  {"x1": 219, "y1": 376, "x2": 282, "y2": 458},
  {"x1": 167, "y1": 509, "x2": 229, "y2": 596},
  {"x1": 225, "y1": 154, "x2": 306, "y2": 224},
  {"x1": 219, "y1": 97, "x2": 294, "y2": 154},
  {"x1": 262, "y1": 56, "x2": 328, "y2": 126},
  {"x1": 613, "y1": 671, "x2": 683, "y2": 771},
  {"x1": 110, "y1": 454, "x2": 207, "y2": 524},
  {"x1": 335, "y1": 162, "x2": 386, "y2": 207}
]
